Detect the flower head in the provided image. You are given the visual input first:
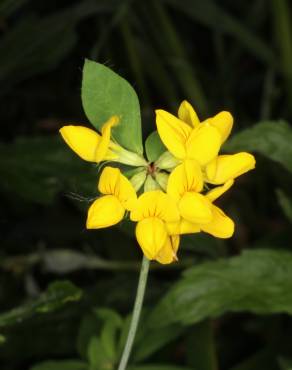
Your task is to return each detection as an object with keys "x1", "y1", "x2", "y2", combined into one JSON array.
[
  {"x1": 155, "y1": 100, "x2": 255, "y2": 185},
  {"x1": 60, "y1": 98, "x2": 255, "y2": 265},
  {"x1": 130, "y1": 190, "x2": 180, "y2": 264},
  {"x1": 87, "y1": 166, "x2": 137, "y2": 229},
  {"x1": 156, "y1": 109, "x2": 221, "y2": 165}
]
